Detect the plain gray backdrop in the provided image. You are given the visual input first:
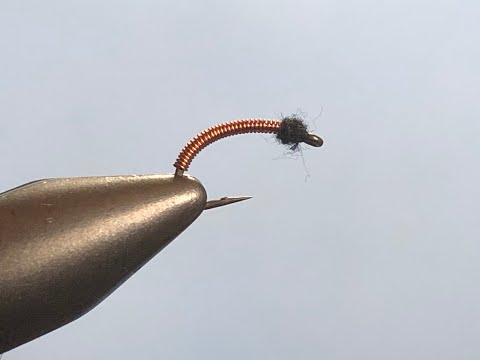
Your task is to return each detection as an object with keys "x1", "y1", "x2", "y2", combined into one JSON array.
[{"x1": 1, "y1": 0, "x2": 479, "y2": 359}]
